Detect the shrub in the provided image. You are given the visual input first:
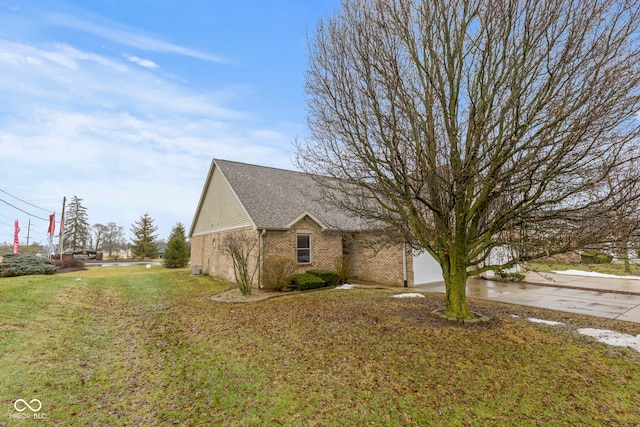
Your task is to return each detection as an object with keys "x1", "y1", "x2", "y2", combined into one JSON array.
[
  {"x1": 290, "y1": 273, "x2": 326, "y2": 291},
  {"x1": 306, "y1": 269, "x2": 340, "y2": 287},
  {"x1": 54, "y1": 258, "x2": 86, "y2": 270},
  {"x1": 0, "y1": 254, "x2": 56, "y2": 277},
  {"x1": 495, "y1": 270, "x2": 526, "y2": 282},
  {"x1": 262, "y1": 256, "x2": 297, "y2": 291},
  {"x1": 581, "y1": 252, "x2": 613, "y2": 264}
]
